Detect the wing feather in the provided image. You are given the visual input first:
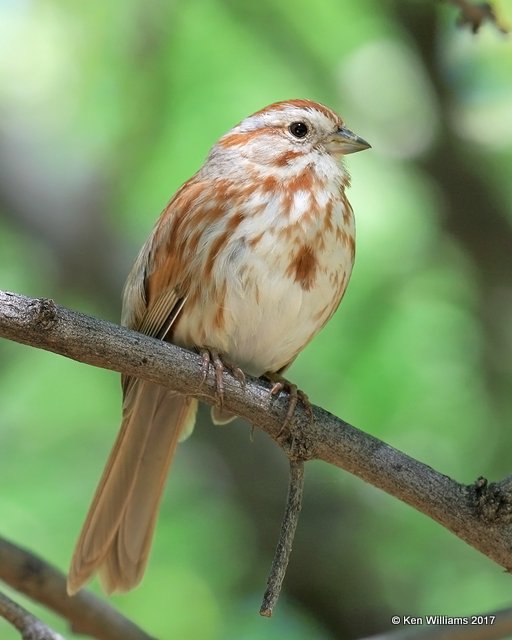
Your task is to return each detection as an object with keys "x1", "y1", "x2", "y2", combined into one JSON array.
[{"x1": 68, "y1": 176, "x2": 210, "y2": 594}]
